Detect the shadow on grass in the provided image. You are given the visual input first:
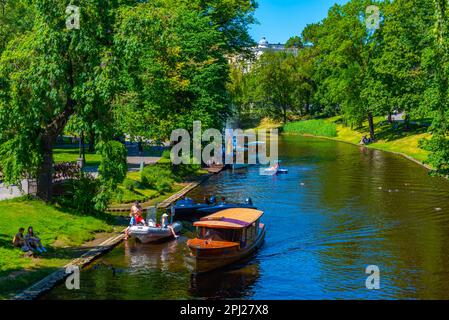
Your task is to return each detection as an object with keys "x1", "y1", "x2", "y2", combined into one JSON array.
[
  {"x1": 51, "y1": 201, "x2": 126, "y2": 227},
  {"x1": 0, "y1": 266, "x2": 61, "y2": 299},
  {"x1": 0, "y1": 229, "x2": 125, "y2": 299}
]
